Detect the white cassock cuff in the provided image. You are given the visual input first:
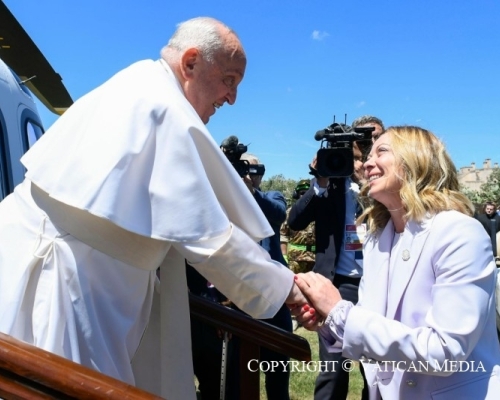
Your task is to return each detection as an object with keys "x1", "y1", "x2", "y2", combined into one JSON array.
[{"x1": 175, "y1": 224, "x2": 294, "y2": 320}]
